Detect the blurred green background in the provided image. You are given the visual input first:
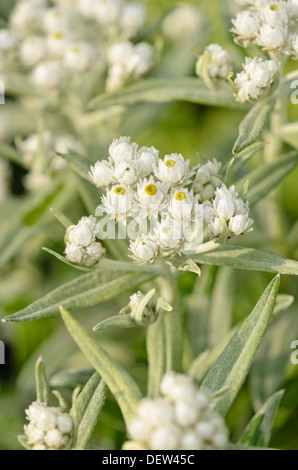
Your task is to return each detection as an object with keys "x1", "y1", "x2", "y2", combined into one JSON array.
[{"x1": 0, "y1": 0, "x2": 298, "y2": 450}]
